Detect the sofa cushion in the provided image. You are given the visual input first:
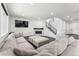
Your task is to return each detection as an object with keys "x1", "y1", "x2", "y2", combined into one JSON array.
[
  {"x1": 61, "y1": 40, "x2": 79, "y2": 56},
  {"x1": 35, "y1": 49, "x2": 56, "y2": 56},
  {"x1": 61, "y1": 46, "x2": 79, "y2": 55},
  {"x1": 3, "y1": 37, "x2": 17, "y2": 49},
  {"x1": 0, "y1": 49, "x2": 15, "y2": 56},
  {"x1": 16, "y1": 37, "x2": 26, "y2": 44},
  {"x1": 69, "y1": 40, "x2": 79, "y2": 47},
  {"x1": 13, "y1": 47, "x2": 38, "y2": 56},
  {"x1": 5, "y1": 33, "x2": 15, "y2": 41},
  {"x1": 37, "y1": 36, "x2": 68, "y2": 55},
  {"x1": 3, "y1": 36, "x2": 34, "y2": 51},
  {"x1": 68, "y1": 36, "x2": 75, "y2": 45},
  {"x1": 14, "y1": 32, "x2": 23, "y2": 38},
  {"x1": 17, "y1": 41, "x2": 34, "y2": 49}
]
